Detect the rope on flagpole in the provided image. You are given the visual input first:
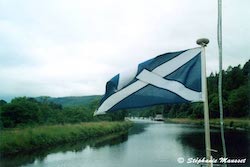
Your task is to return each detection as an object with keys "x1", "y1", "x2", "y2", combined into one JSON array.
[{"x1": 217, "y1": 0, "x2": 227, "y2": 165}]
